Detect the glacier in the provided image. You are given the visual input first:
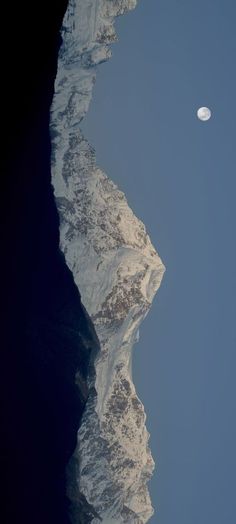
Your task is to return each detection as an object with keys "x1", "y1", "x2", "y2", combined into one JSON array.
[{"x1": 50, "y1": 0, "x2": 165, "y2": 522}]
